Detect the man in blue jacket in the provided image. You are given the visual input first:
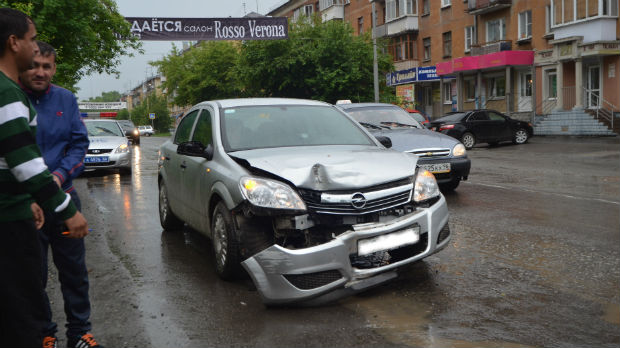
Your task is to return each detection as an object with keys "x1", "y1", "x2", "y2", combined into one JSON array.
[{"x1": 20, "y1": 41, "x2": 102, "y2": 348}]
